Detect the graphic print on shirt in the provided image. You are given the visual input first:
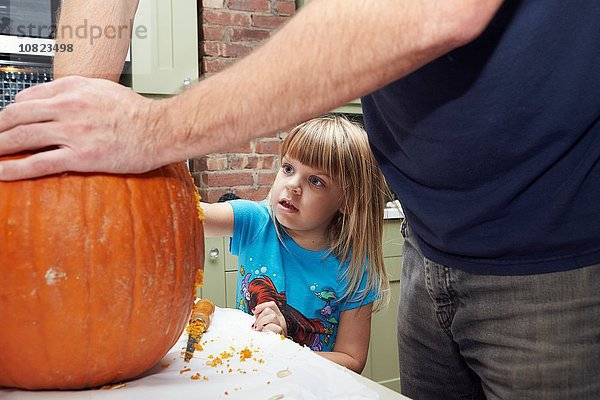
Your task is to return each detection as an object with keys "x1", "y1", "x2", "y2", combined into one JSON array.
[{"x1": 238, "y1": 268, "x2": 340, "y2": 351}]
